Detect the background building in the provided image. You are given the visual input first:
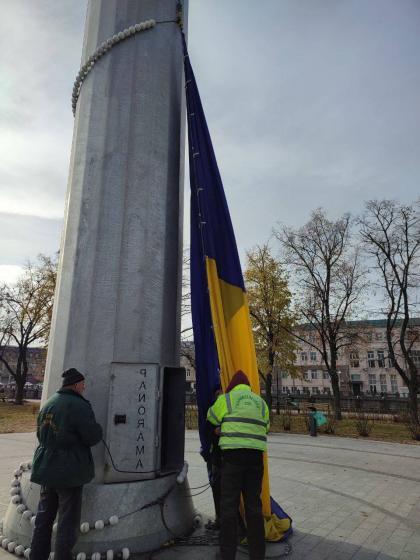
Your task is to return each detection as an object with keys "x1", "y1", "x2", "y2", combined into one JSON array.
[
  {"x1": 277, "y1": 319, "x2": 420, "y2": 397},
  {"x1": 0, "y1": 347, "x2": 46, "y2": 386}
]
